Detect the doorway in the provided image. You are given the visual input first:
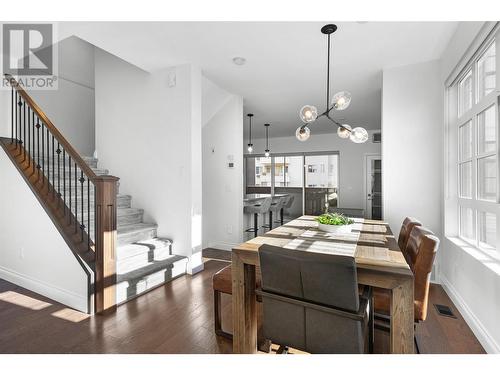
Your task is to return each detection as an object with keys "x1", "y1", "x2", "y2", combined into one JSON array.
[{"x1": 365, "y1": 154, "x2": 382, "y2": 220}]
